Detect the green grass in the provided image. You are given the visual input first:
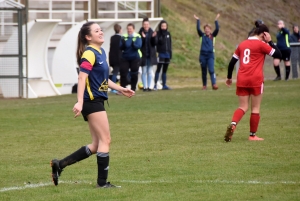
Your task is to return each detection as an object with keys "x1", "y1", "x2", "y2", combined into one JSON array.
[{"x1": 1, "y1": 80, "x2": 300, "y2": 201}]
